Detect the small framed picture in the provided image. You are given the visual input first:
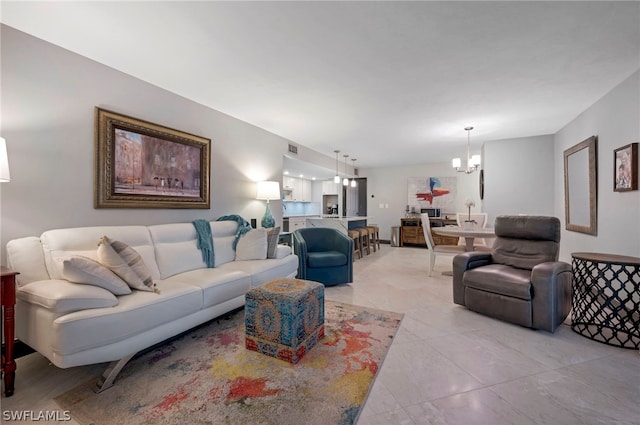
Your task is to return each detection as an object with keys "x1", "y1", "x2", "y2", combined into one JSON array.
[{"x1": 613, "y1": 142, "x2": 638, "y2": 192}]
